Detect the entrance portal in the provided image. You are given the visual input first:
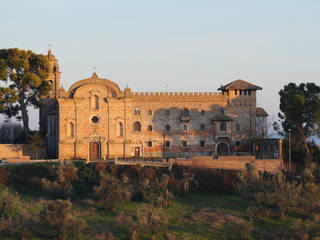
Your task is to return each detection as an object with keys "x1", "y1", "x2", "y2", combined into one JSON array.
[
  {"x1": 134, "y1": 146, "x2": 140, "y2": 157},
  {"x1": 217, "y1": 142, "x2": 229, "y2": 156},
  {"x1": 90, "y1": 142, "x2": 100, "y2": 160}
]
